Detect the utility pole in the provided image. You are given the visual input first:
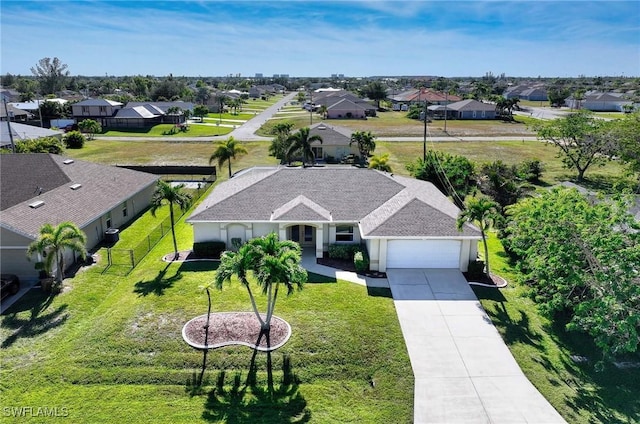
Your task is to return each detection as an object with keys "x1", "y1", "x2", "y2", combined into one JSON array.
[
  {"x1": 423, "y1": 97, "x2": 428, "y2": 161},
  {"x1": 444, "y1": 91, "x2": 448, "y2": 133},
  {"x1": 3, "y1": 98, "x2": 16, "y2": 153},
  {"x1": 309, "y1": 89, "x2": 313, "y2": 125}
]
